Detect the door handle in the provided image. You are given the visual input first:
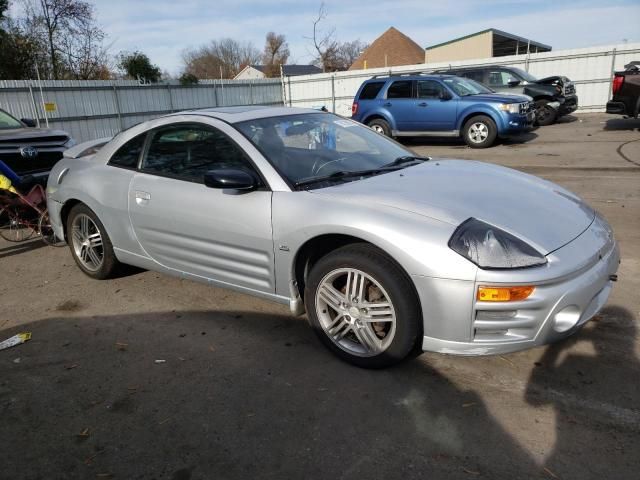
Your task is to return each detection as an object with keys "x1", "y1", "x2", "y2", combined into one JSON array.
[
  {"x1": 384, "y1": 102, "x2": 392, "y2": 107},
  {"x1": 418, "y1": 102, "x2": 428, "y2": 107},
  {"x1": 135, "y1": 191, "x2": 151, "y2": 205}
]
